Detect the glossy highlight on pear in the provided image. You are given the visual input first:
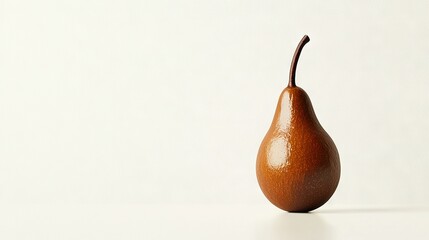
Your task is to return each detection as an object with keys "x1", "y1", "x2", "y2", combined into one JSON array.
[{"x1": 256, "y1": 35, "x2": 340, "y2": 212}]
